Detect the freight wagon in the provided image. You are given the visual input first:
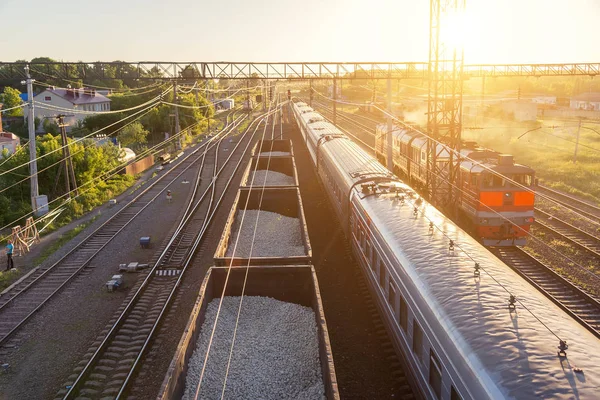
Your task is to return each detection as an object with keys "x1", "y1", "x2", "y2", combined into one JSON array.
[{"x1": 157, "y1": 265, "x2": 339, "y2": 400}]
